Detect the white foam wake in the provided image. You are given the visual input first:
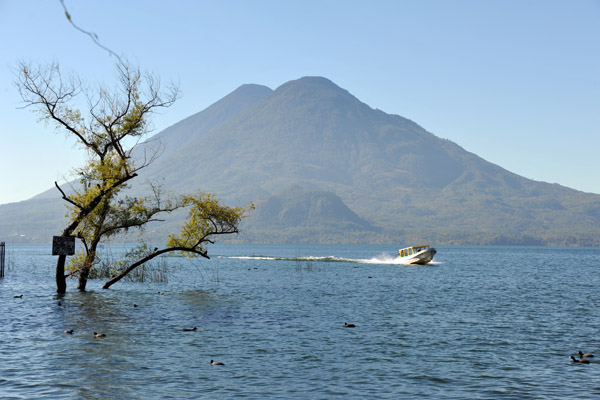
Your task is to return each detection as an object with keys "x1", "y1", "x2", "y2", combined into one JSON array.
[{"x1": 219, "y1": 254, "x2": 441, "y2": 265}]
